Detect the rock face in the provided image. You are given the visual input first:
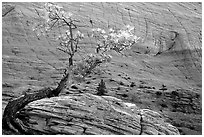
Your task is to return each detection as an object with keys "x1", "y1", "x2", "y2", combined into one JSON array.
[
  {"x1": 2, "y1": 2, "x2": 201, "y2": 97},
  {"x1": 2, "y1": 2, "x2": 201, "y2": 135},
  {"x1": 18, "y1": 93, "x2": 179, "y2": 135}
]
